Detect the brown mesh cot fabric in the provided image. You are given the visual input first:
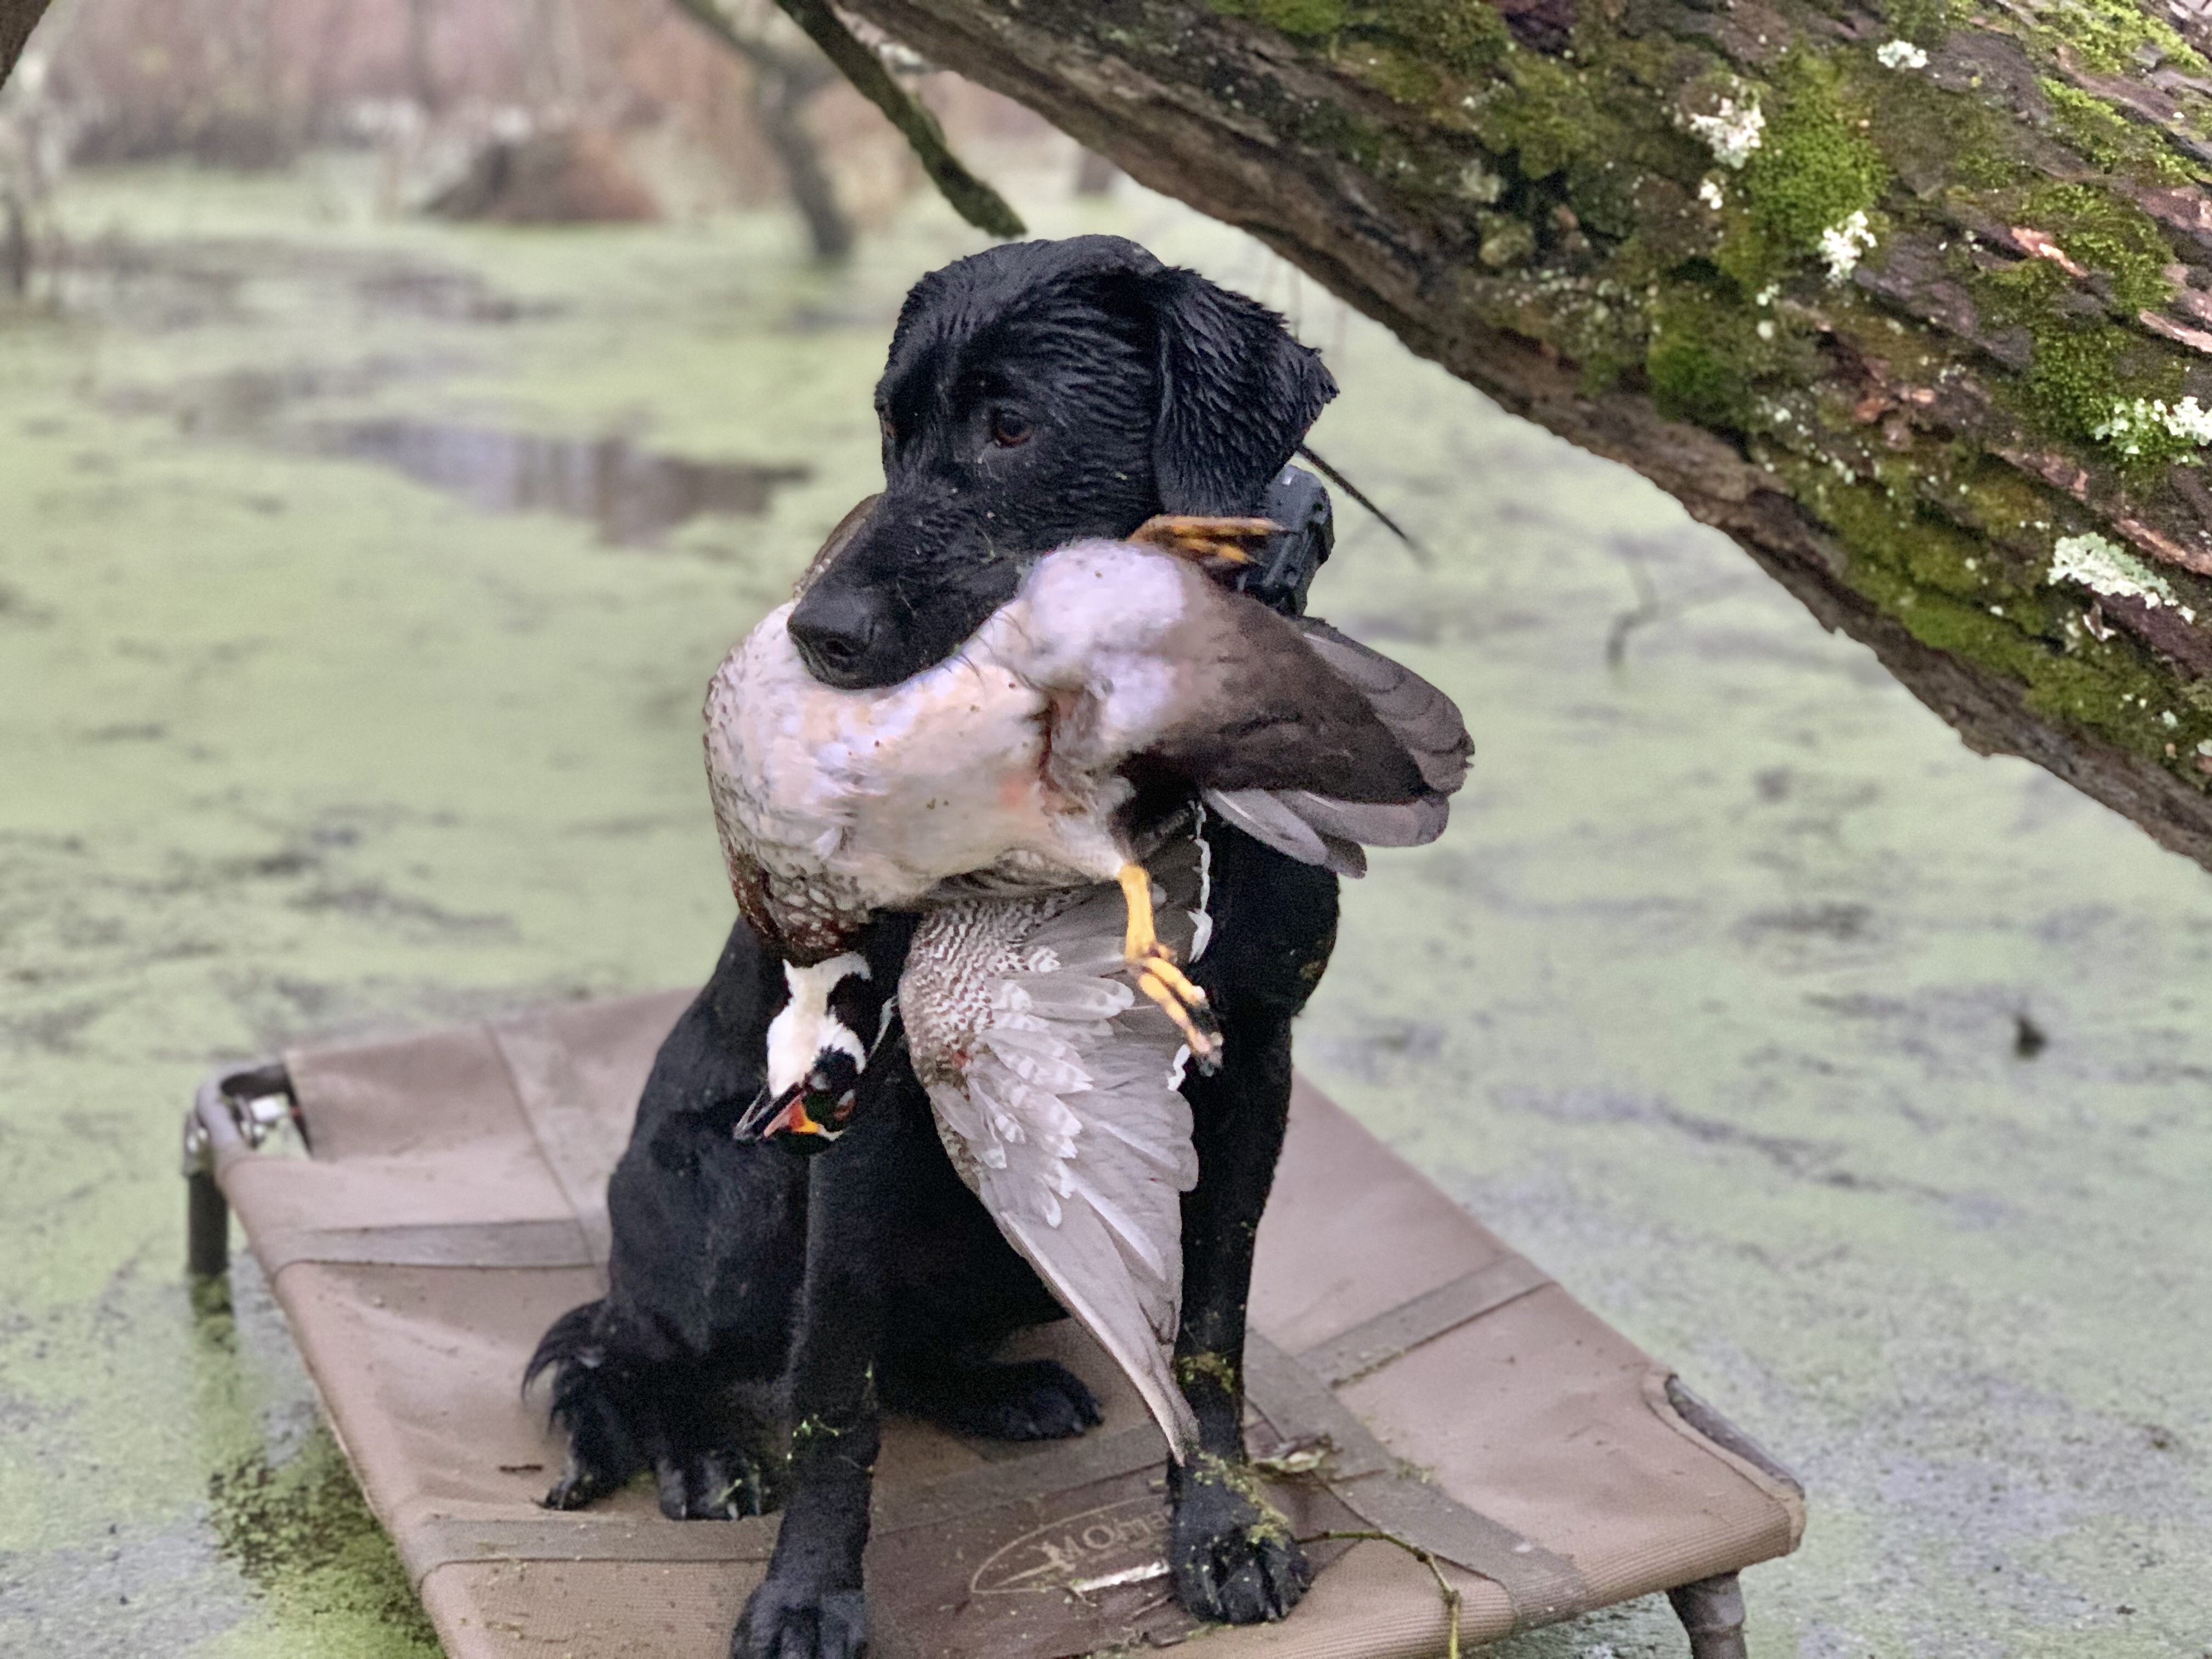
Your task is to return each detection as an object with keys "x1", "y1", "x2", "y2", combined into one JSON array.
[{"x1": 198, "y1": 990, "x2": 1803, "y2": 1658}]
